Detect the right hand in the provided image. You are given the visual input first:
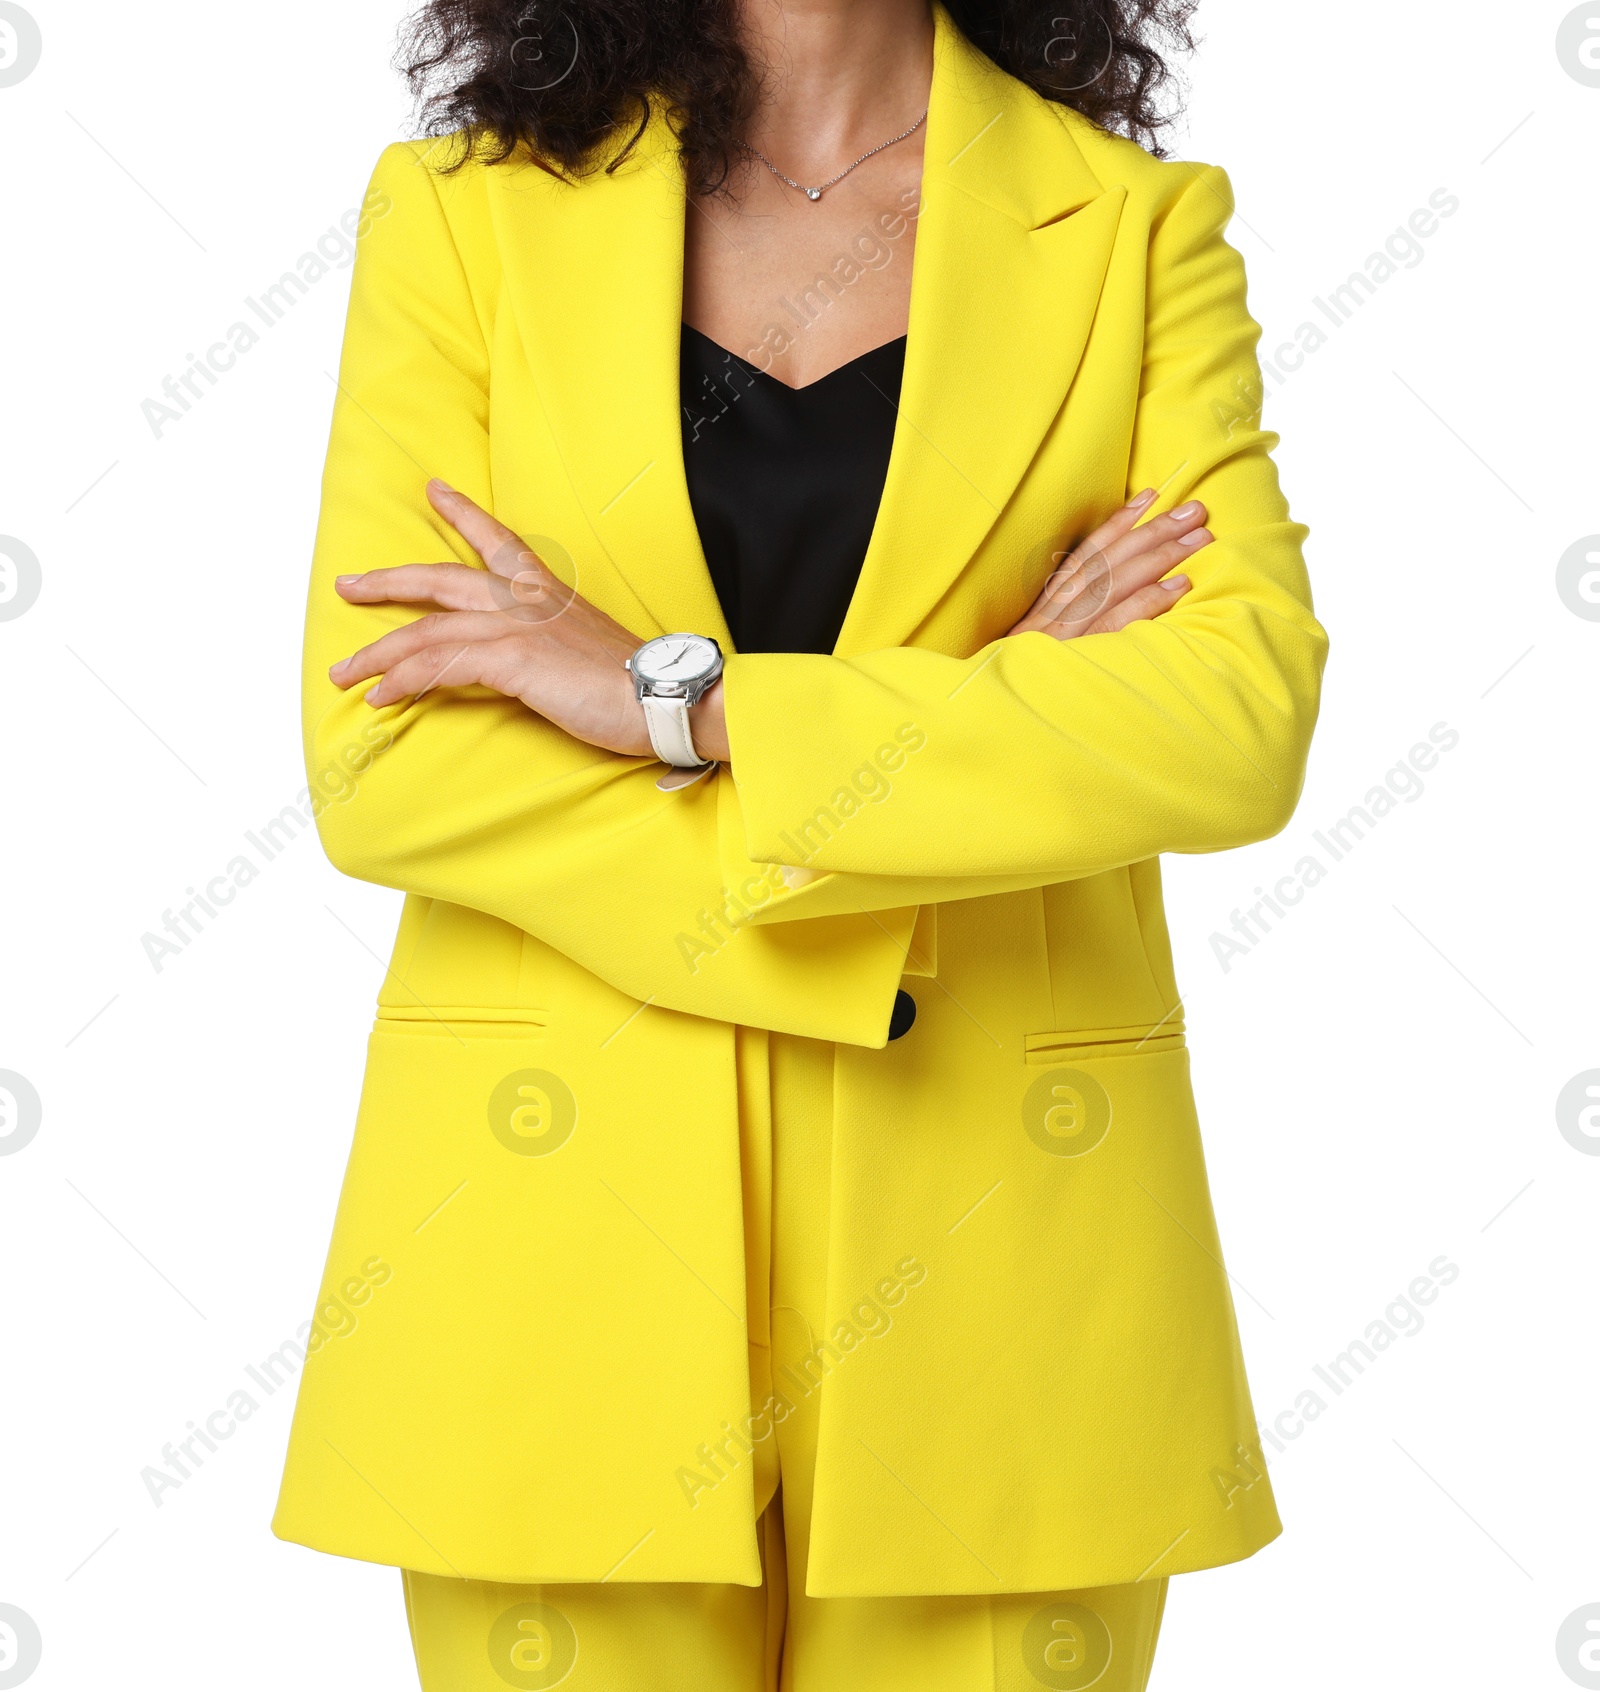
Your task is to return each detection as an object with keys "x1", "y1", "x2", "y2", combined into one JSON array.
[
  {"x1": 329, "y1": 481, "x2": 657, "y2": 757},
  {"x1": 1009, "y1": 488, "x2": 1211, "y2": 639}
]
